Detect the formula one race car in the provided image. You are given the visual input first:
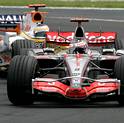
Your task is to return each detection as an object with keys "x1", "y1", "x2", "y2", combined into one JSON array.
[
  {"x1": 0, "y1": 4, "x2": 49, "y2": 71},
  {"x1": 7, "y1": 17, "x2": 124, "y2": 106}
]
